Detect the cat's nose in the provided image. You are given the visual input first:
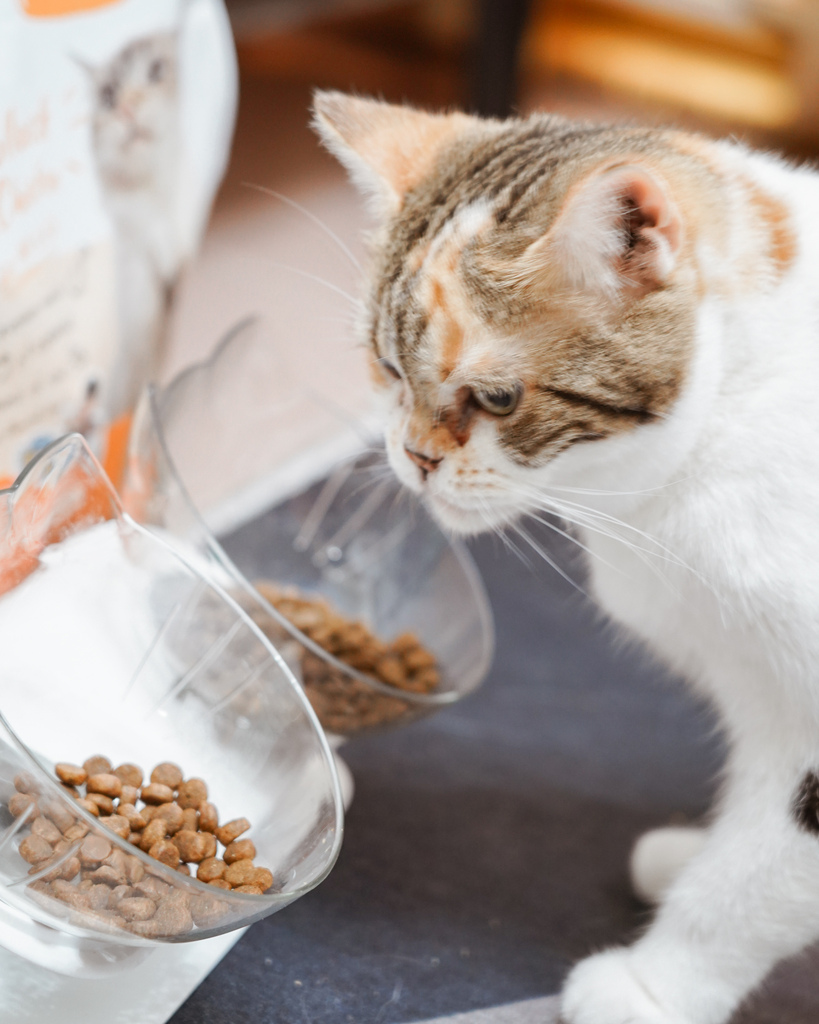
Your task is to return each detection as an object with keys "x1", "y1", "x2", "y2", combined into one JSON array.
[{"x1": 404, "y1": 445, "x2": 442, "y2": 480}]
